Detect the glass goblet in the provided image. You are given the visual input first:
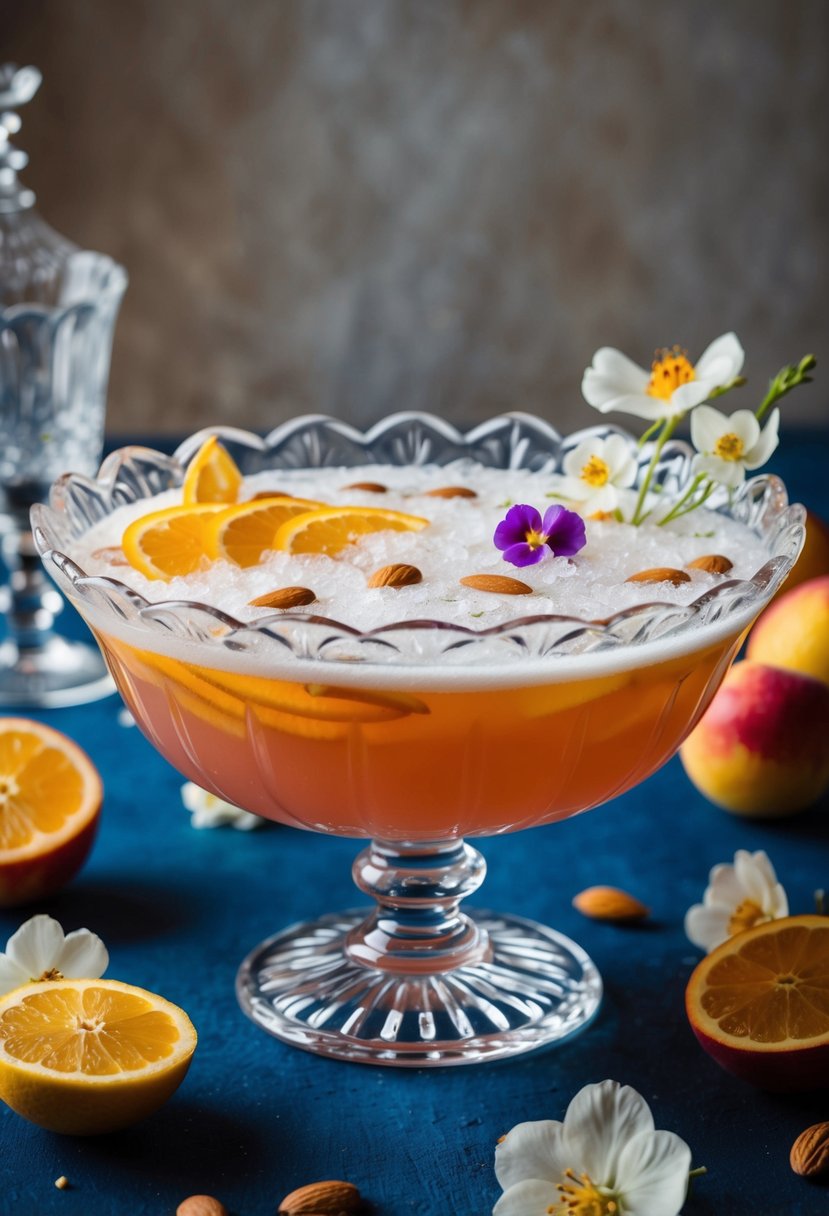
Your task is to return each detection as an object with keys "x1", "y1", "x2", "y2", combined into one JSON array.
[{"x1": 32, "y1": 413, "x2": 804, "y2": 1065}]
